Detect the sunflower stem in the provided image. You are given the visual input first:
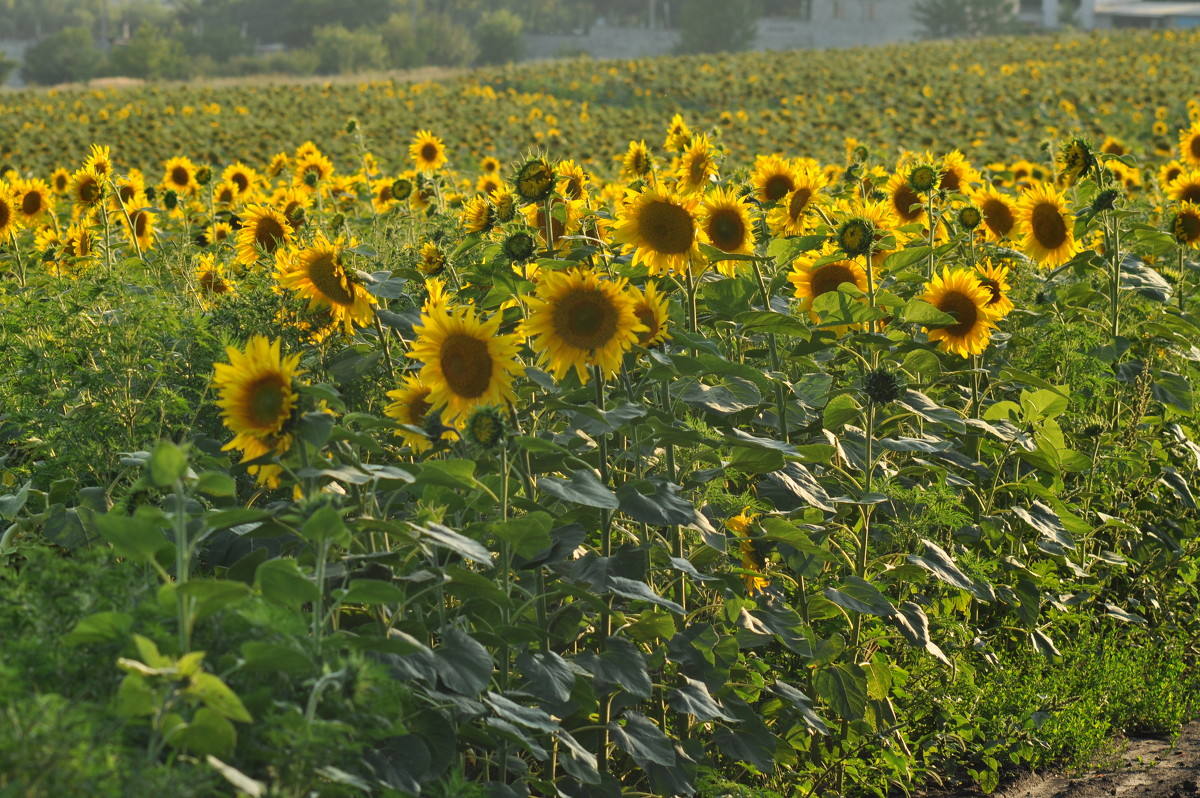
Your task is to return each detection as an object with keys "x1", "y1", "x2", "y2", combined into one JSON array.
[
  {"x1": 593, "y1": 365, "x2": 615, "y2": 775},
  {"x1": 751, "y1": 258, "x2": 789, "y2": 442},
  {"x1": 373, "y1": 312, "x2": 395, "y2": 379},
  {"x1": 173, "y1": 478, "x2": 193, "y2": 653},
  {"x1": 1107, "y1": 212, "x2": 1121, "y2": 345},
  {"x1": 684, "y1": 266, "x2": 699, "y2": 340},
  {"x1": 9, "y1": 232, "x2": 25, "y2": 288},
  {"x1": 543, "y1": 196, "x2": 556, "y2": 258},
  {"x1": 851, "y1": 401, "x2": 876, "y2": 650},
  {"x1": 1178, "y1": 246, "x2": 1188, "y2": 312}
]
